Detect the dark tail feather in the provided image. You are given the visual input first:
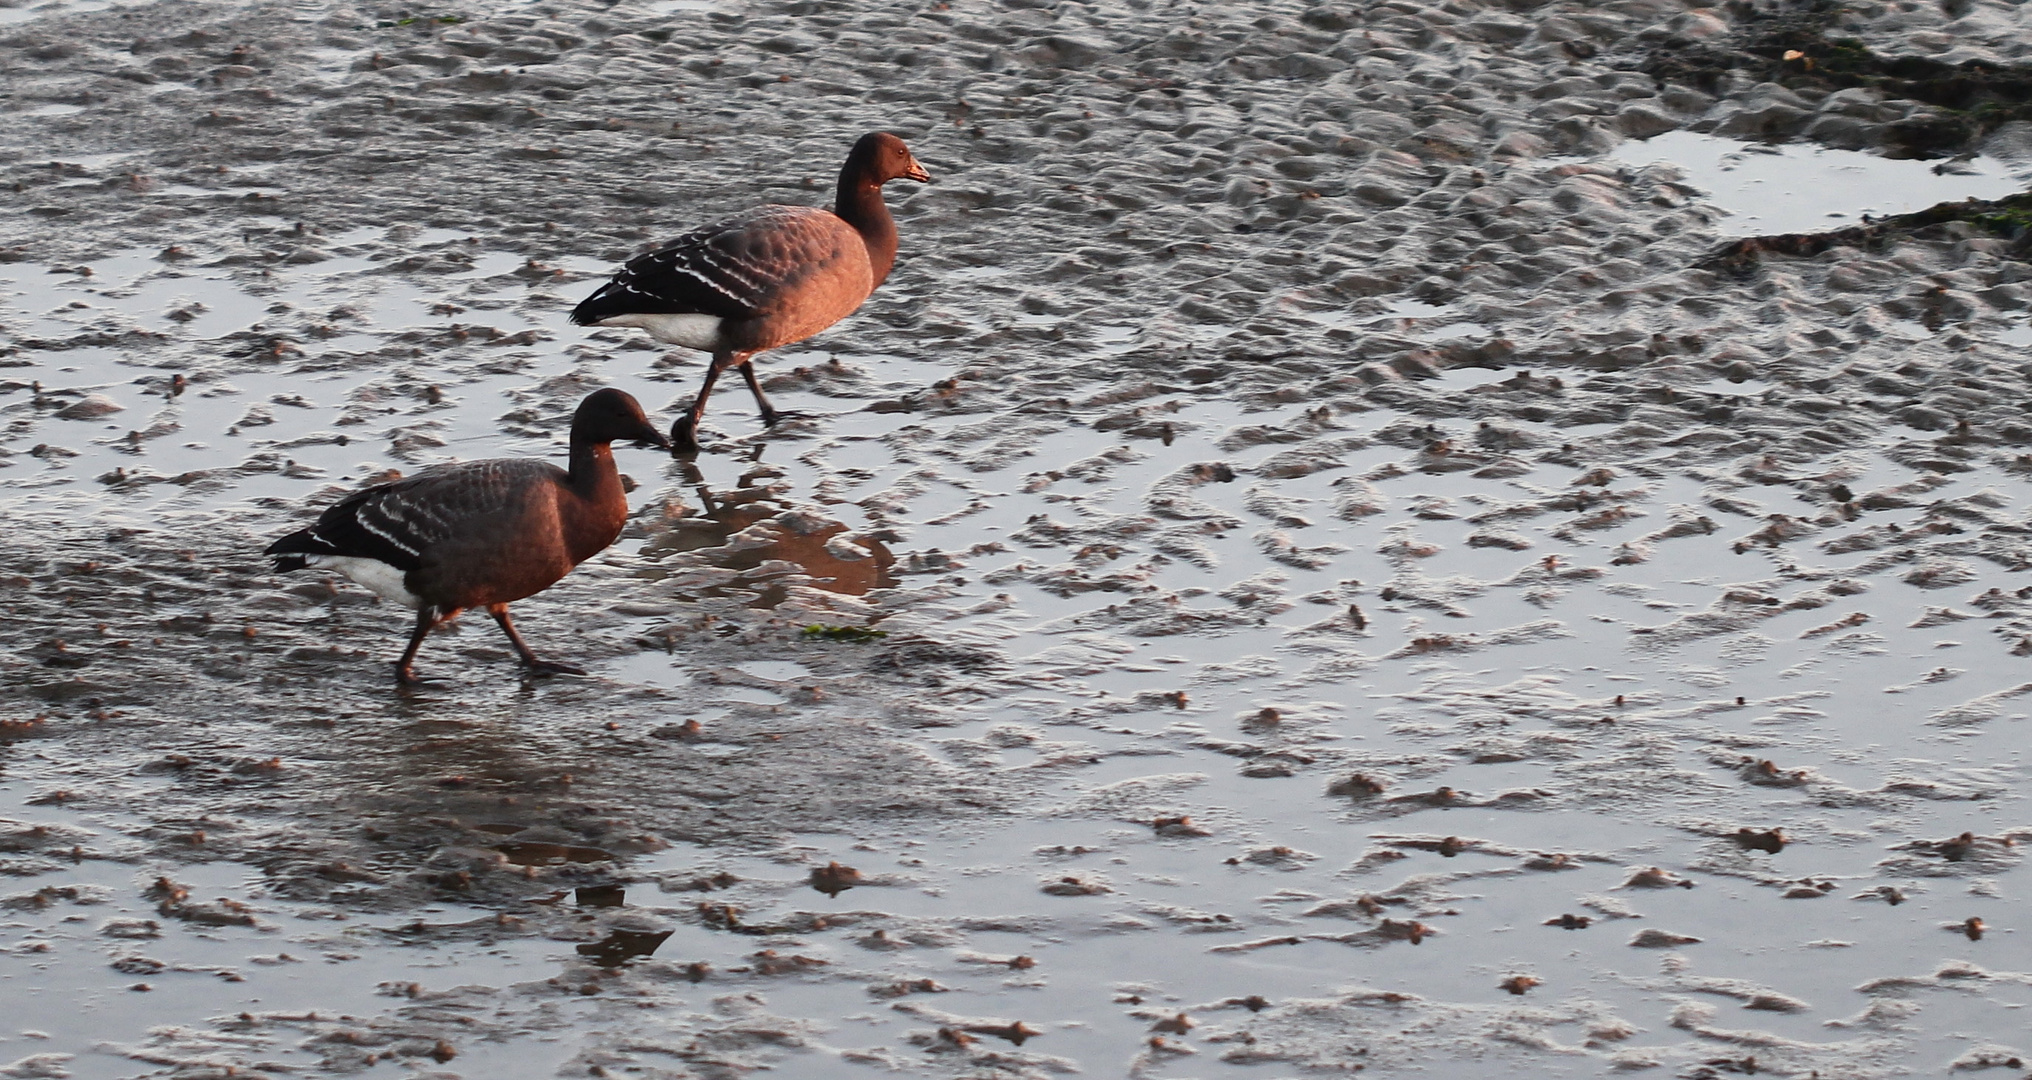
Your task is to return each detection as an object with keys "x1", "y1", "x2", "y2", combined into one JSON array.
[
  {"x1": 271, "y1": 554, "x2": 309, "y2": 572},
  {"x1": 572, "y1": 280, "x2": 697, "y2": 326},
  {"x1": 569, "y1": 287, "x2": 615, "y2": 327}
]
